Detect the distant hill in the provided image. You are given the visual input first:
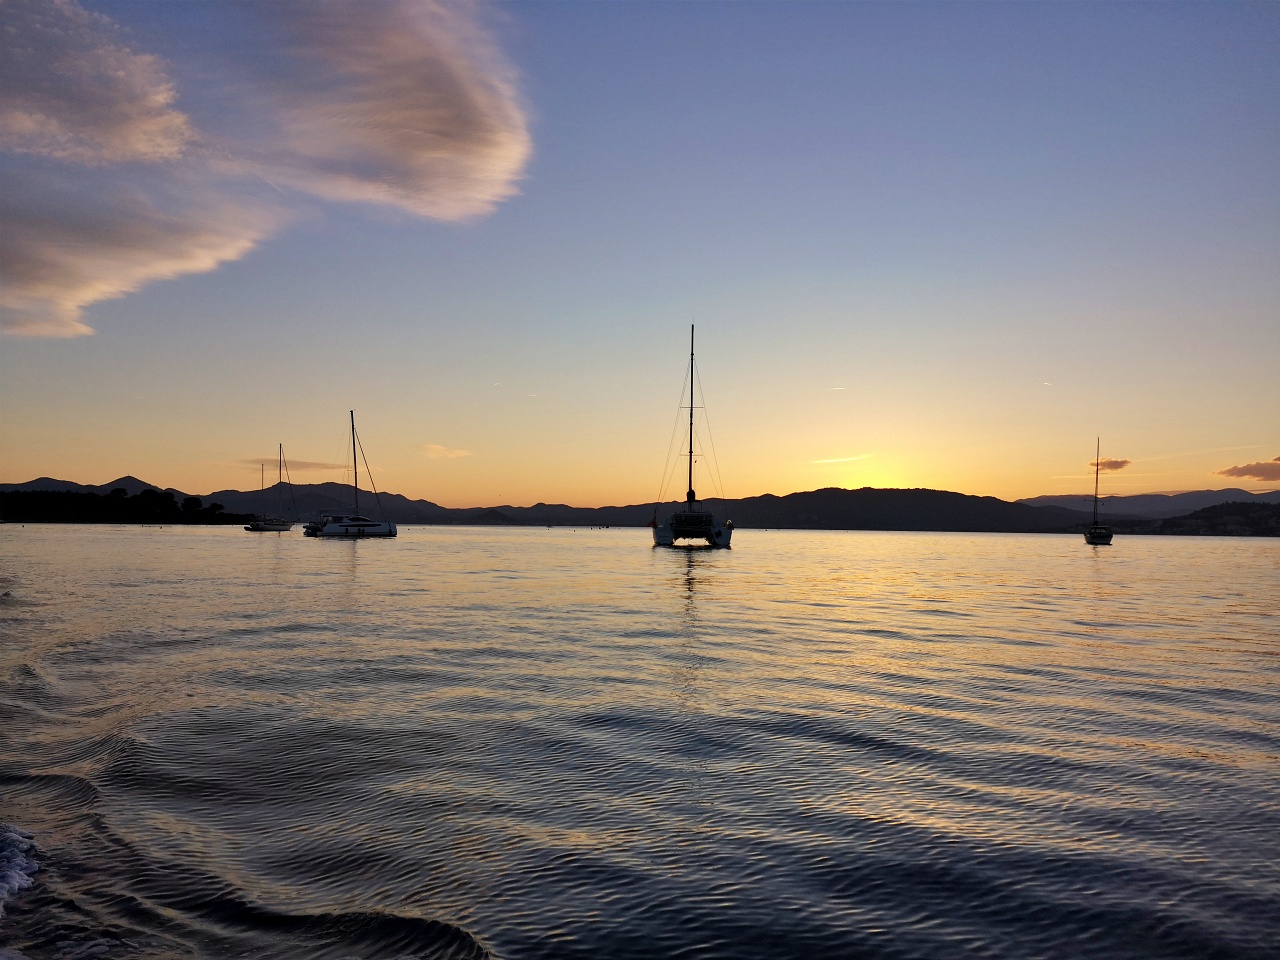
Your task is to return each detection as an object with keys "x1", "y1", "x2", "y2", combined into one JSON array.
[
  {"x1": 699, "y1": 487, "x2": 1088, "y2": 532},
  {"x1": 4, "y1": 476, "x2": 1276, "y2": 535},
  {"x1": 1152, "y1": 502, "x2": 1280, "y2": 537},
  {"x1": 0, "y1": 475, "x2": 161, "y2": 496},
  {"x1": 200, "y1": 481, "x2": 456, "y2": 524},
  {"x1": 1017, "y1": 489, "x2": 1280, "y2": 519},
  {"x1": 1, "y1": 477, "x2": 1092, "y2": 532}
]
